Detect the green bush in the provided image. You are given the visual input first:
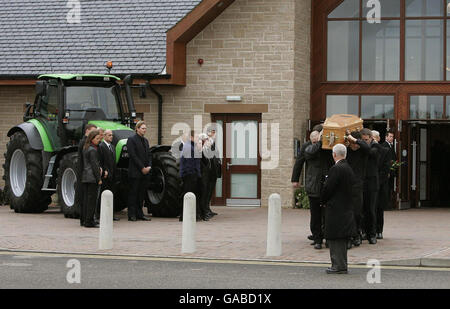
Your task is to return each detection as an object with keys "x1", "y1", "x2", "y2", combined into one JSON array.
[{"x1": 294, "y1": 187, "x2": 310, "y2": 209}]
